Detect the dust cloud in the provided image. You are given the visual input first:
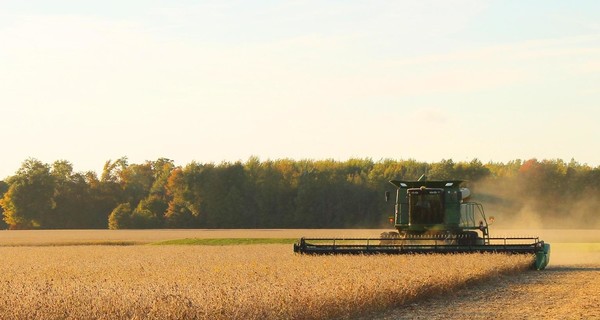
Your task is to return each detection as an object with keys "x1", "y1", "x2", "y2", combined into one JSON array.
[
  {"x1": 469, "y1": 177, "x2": 600, "y2": 230},
  {"x1": 466, "y1": 178, "x2": 600, "y2": 266},
  {"x1": 550, "y1": 246, "x2": 600, "y2": 266}
]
